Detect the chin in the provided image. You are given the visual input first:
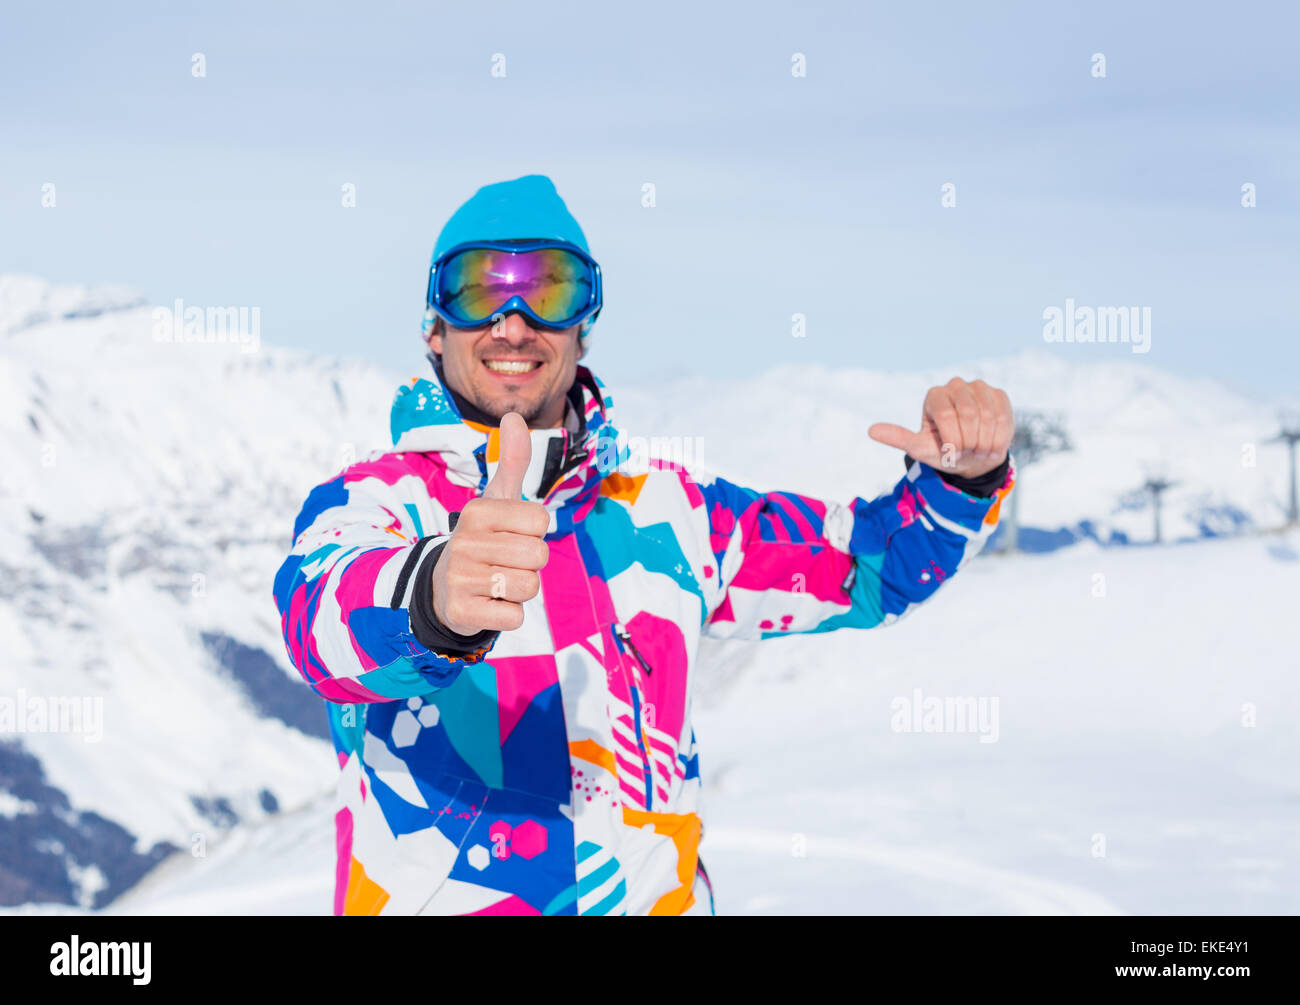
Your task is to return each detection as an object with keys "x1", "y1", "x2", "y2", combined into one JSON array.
[{"x1": 478, "y1": 390, "x2": 540, "y2": 422}]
